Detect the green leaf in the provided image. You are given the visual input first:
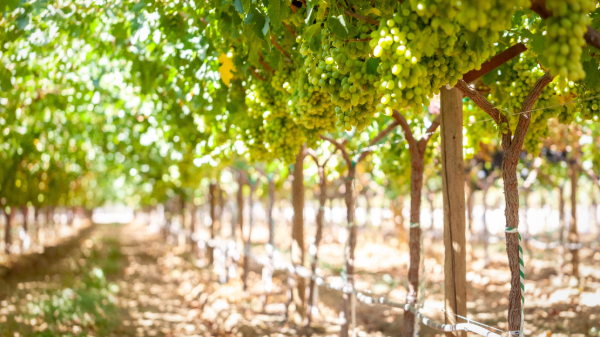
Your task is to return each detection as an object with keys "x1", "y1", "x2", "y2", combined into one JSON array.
[
  {"x1": 366, "y1": 58, "x2": 379, "y2": 75},
  {"x1": 233, "y1": 0, "x2": 244, "y2": 14},
  {"x1": 245, "y1": 8, "x2": 267, "y2": 37},
  {"x1": 262, "y1": 16, "x2": 270, "y2": 36},
  {"x1": 327, "y1": 15, "x2": 357, "y2": 38},
  {"x1": 309, "y1": 34, "x2": 322, "y2": 53},
  {"x1": 305, "y1": 4, "x2": 316, "y2": 25},
  {"x1": 16, "y1": 13, "x2": 30, "y2": 30},
  {"x1": 303, "y1": 23, "x2": 321, "y2": 42},
  {"x1": 268, "y1": 0, "x2": 283, "y2": 30},
  {"x1": 132, "y1": 0, "x2": 146, "y2": 13},
  {"x1": 530, "y1": 31, "x2": 545, "y2": 56},
  {"x1": 583, "y1": 60, "x2": 600, "y2": 88}
]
